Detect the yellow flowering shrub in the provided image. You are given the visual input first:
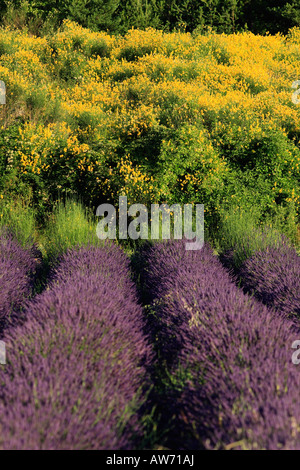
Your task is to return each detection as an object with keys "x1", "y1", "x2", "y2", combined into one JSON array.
[
  {"x1": 103, "y1": 155, "x2": 159, "y2": 207},
  {"x1": 0, "y1": 20, "x2": 299, "y2": 234}
]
